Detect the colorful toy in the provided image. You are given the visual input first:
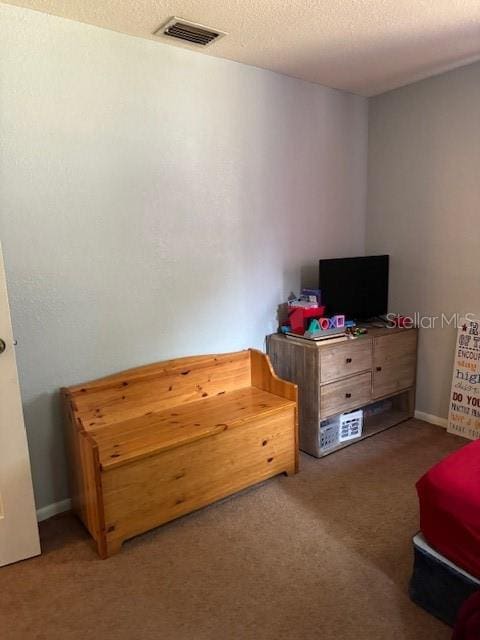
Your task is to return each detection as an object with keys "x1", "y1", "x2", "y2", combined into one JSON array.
[
  {"x1": 287, "y1": 309, "x2": 345, "y2": 336},
  {"x1": 304, "y1": 315, "x2": 346, "y2": 338},
  {"x1": 346, "y1": 326, "x2": 368, "y2": 338},
  {"x1": 287, "y1": 305, "x2": 326, "y2": 334},
  {"x1": 282, "y1": 291, "x2": 346, "y2": 336},
  {"x1": 307, "y1": 319, "x2": 322, "y2": 333}
]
